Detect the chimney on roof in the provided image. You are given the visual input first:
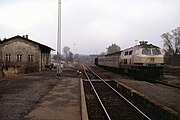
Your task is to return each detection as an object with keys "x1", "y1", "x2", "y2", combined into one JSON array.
[{"x1": 25, "y1": 35, "x2": 28, "y2": 39}]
